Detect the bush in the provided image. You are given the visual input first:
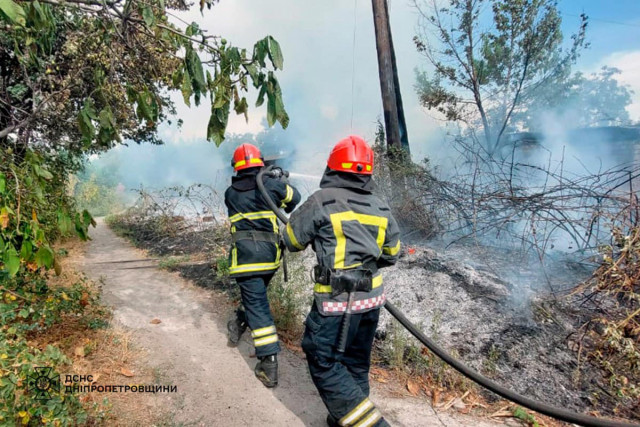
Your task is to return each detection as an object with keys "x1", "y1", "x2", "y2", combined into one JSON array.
[
  {"x1": 578, "y1": 224, "x2": 640, "y2": 409},
  {"x1": 267, "y1": 252, "x2": 312, "y2": 343},
  {"x1": 0, "y1": 272, "x2": 97, "y2": 425}
]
